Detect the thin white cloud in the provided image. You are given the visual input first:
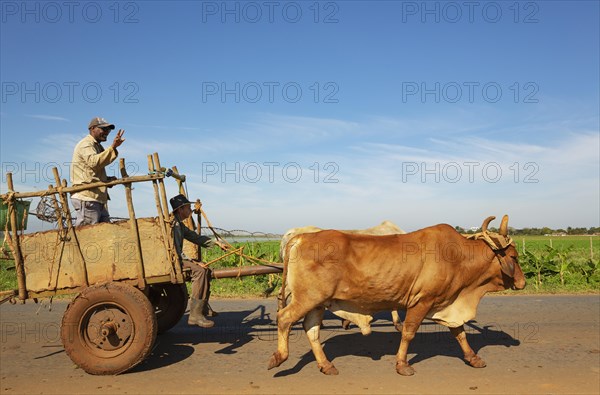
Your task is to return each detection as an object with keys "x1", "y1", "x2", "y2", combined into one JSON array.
[
  {"x1": 27, "y1": 114, "x2": 70, "y2": 122},
  {"x1": 125, "y1": 123, "x2": 202, "y2": 131}
]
